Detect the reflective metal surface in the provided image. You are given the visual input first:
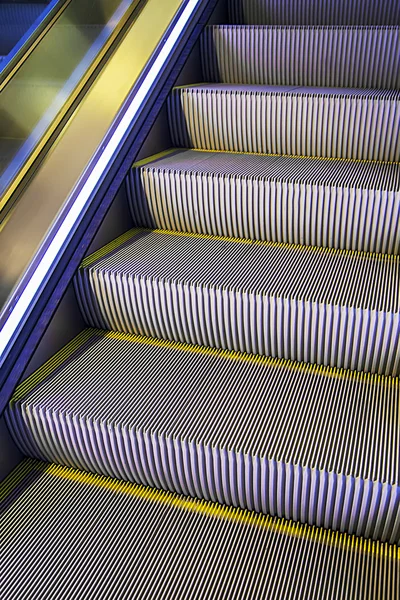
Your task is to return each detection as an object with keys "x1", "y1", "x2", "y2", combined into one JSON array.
[
  {"x1": 0, "y1": 0, "x2": 135, "y2": 207},
  {"x1": 0, "y1": 0, "x2": 184, "y2": 316},
  {"x1": 0, "y1": 1, "x2": 70, "y2": 85}
]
